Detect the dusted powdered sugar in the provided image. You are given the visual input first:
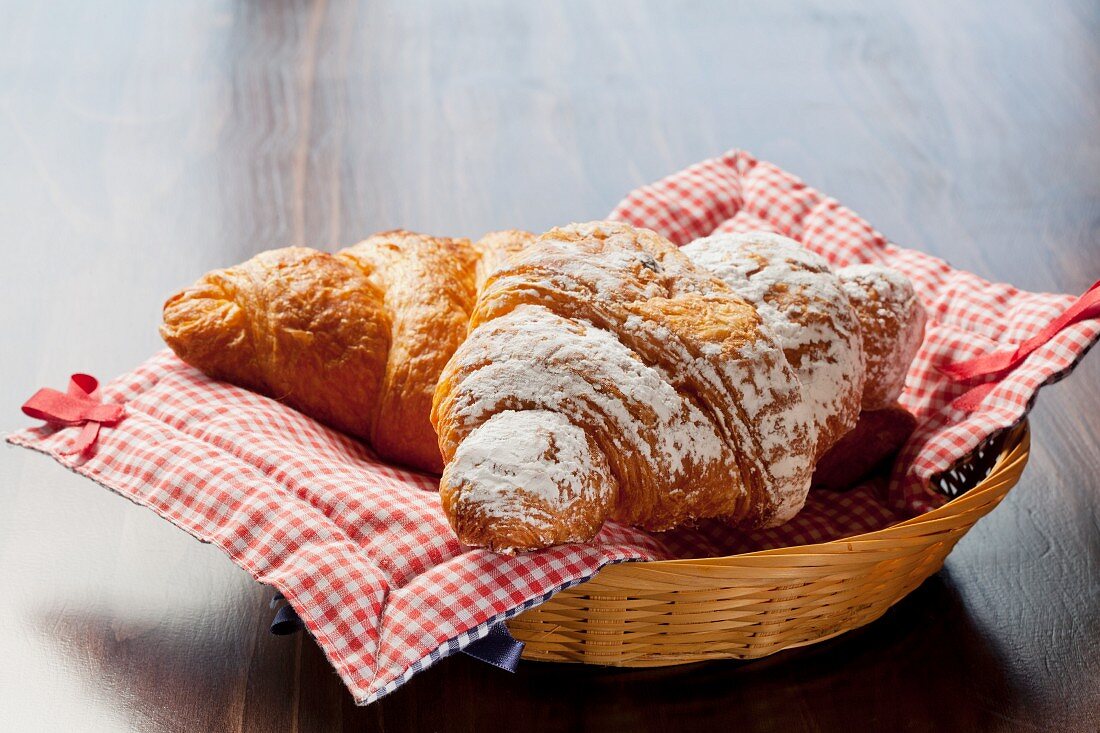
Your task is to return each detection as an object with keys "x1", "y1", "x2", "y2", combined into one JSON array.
[
  {"x1": 838, "y1": 263, "x2": 927, "y2": 408},
  {"x1": 439, "y1": 222, "x2": 827, "y2": 542},
  {"x1": 720, "y1": 338, "x2": 816, "y2": 524},
  {"x1": 545, "y1": 247, "x2": 667, "y2": 301},
  {"x1": 683, "y1": 231, "x2": 864, "y2": 456},
  {"x1": 447, "y1": 409, "x2": 606, "y2": 521},
  {"x1": 533, "y1": 222, "x2": 709, "y2": 302},
  {"x1": 617, "y1": 307, "x2": 816, "y2": 524},
  {"x1": 838, "y1": 264, "x2": 920, "y2": 320},
  {"x1": 449, "y1": 304, "x2": 726, "y2": 483}
]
